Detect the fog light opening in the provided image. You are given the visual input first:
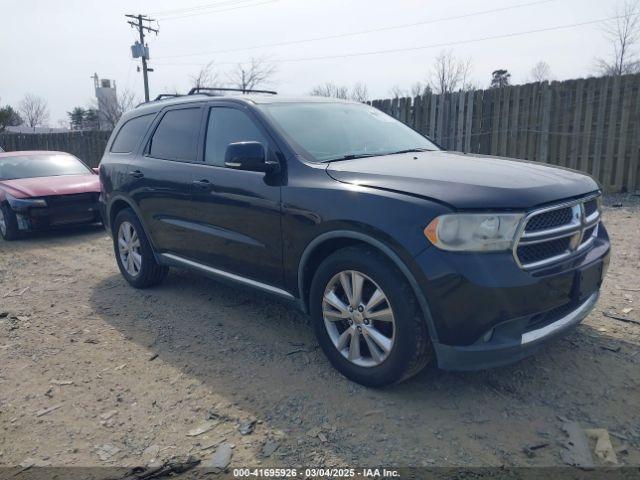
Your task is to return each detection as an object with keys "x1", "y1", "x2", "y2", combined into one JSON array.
[{"x1": 482, "y1": 329, "x2": 494, "y2": 343}]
